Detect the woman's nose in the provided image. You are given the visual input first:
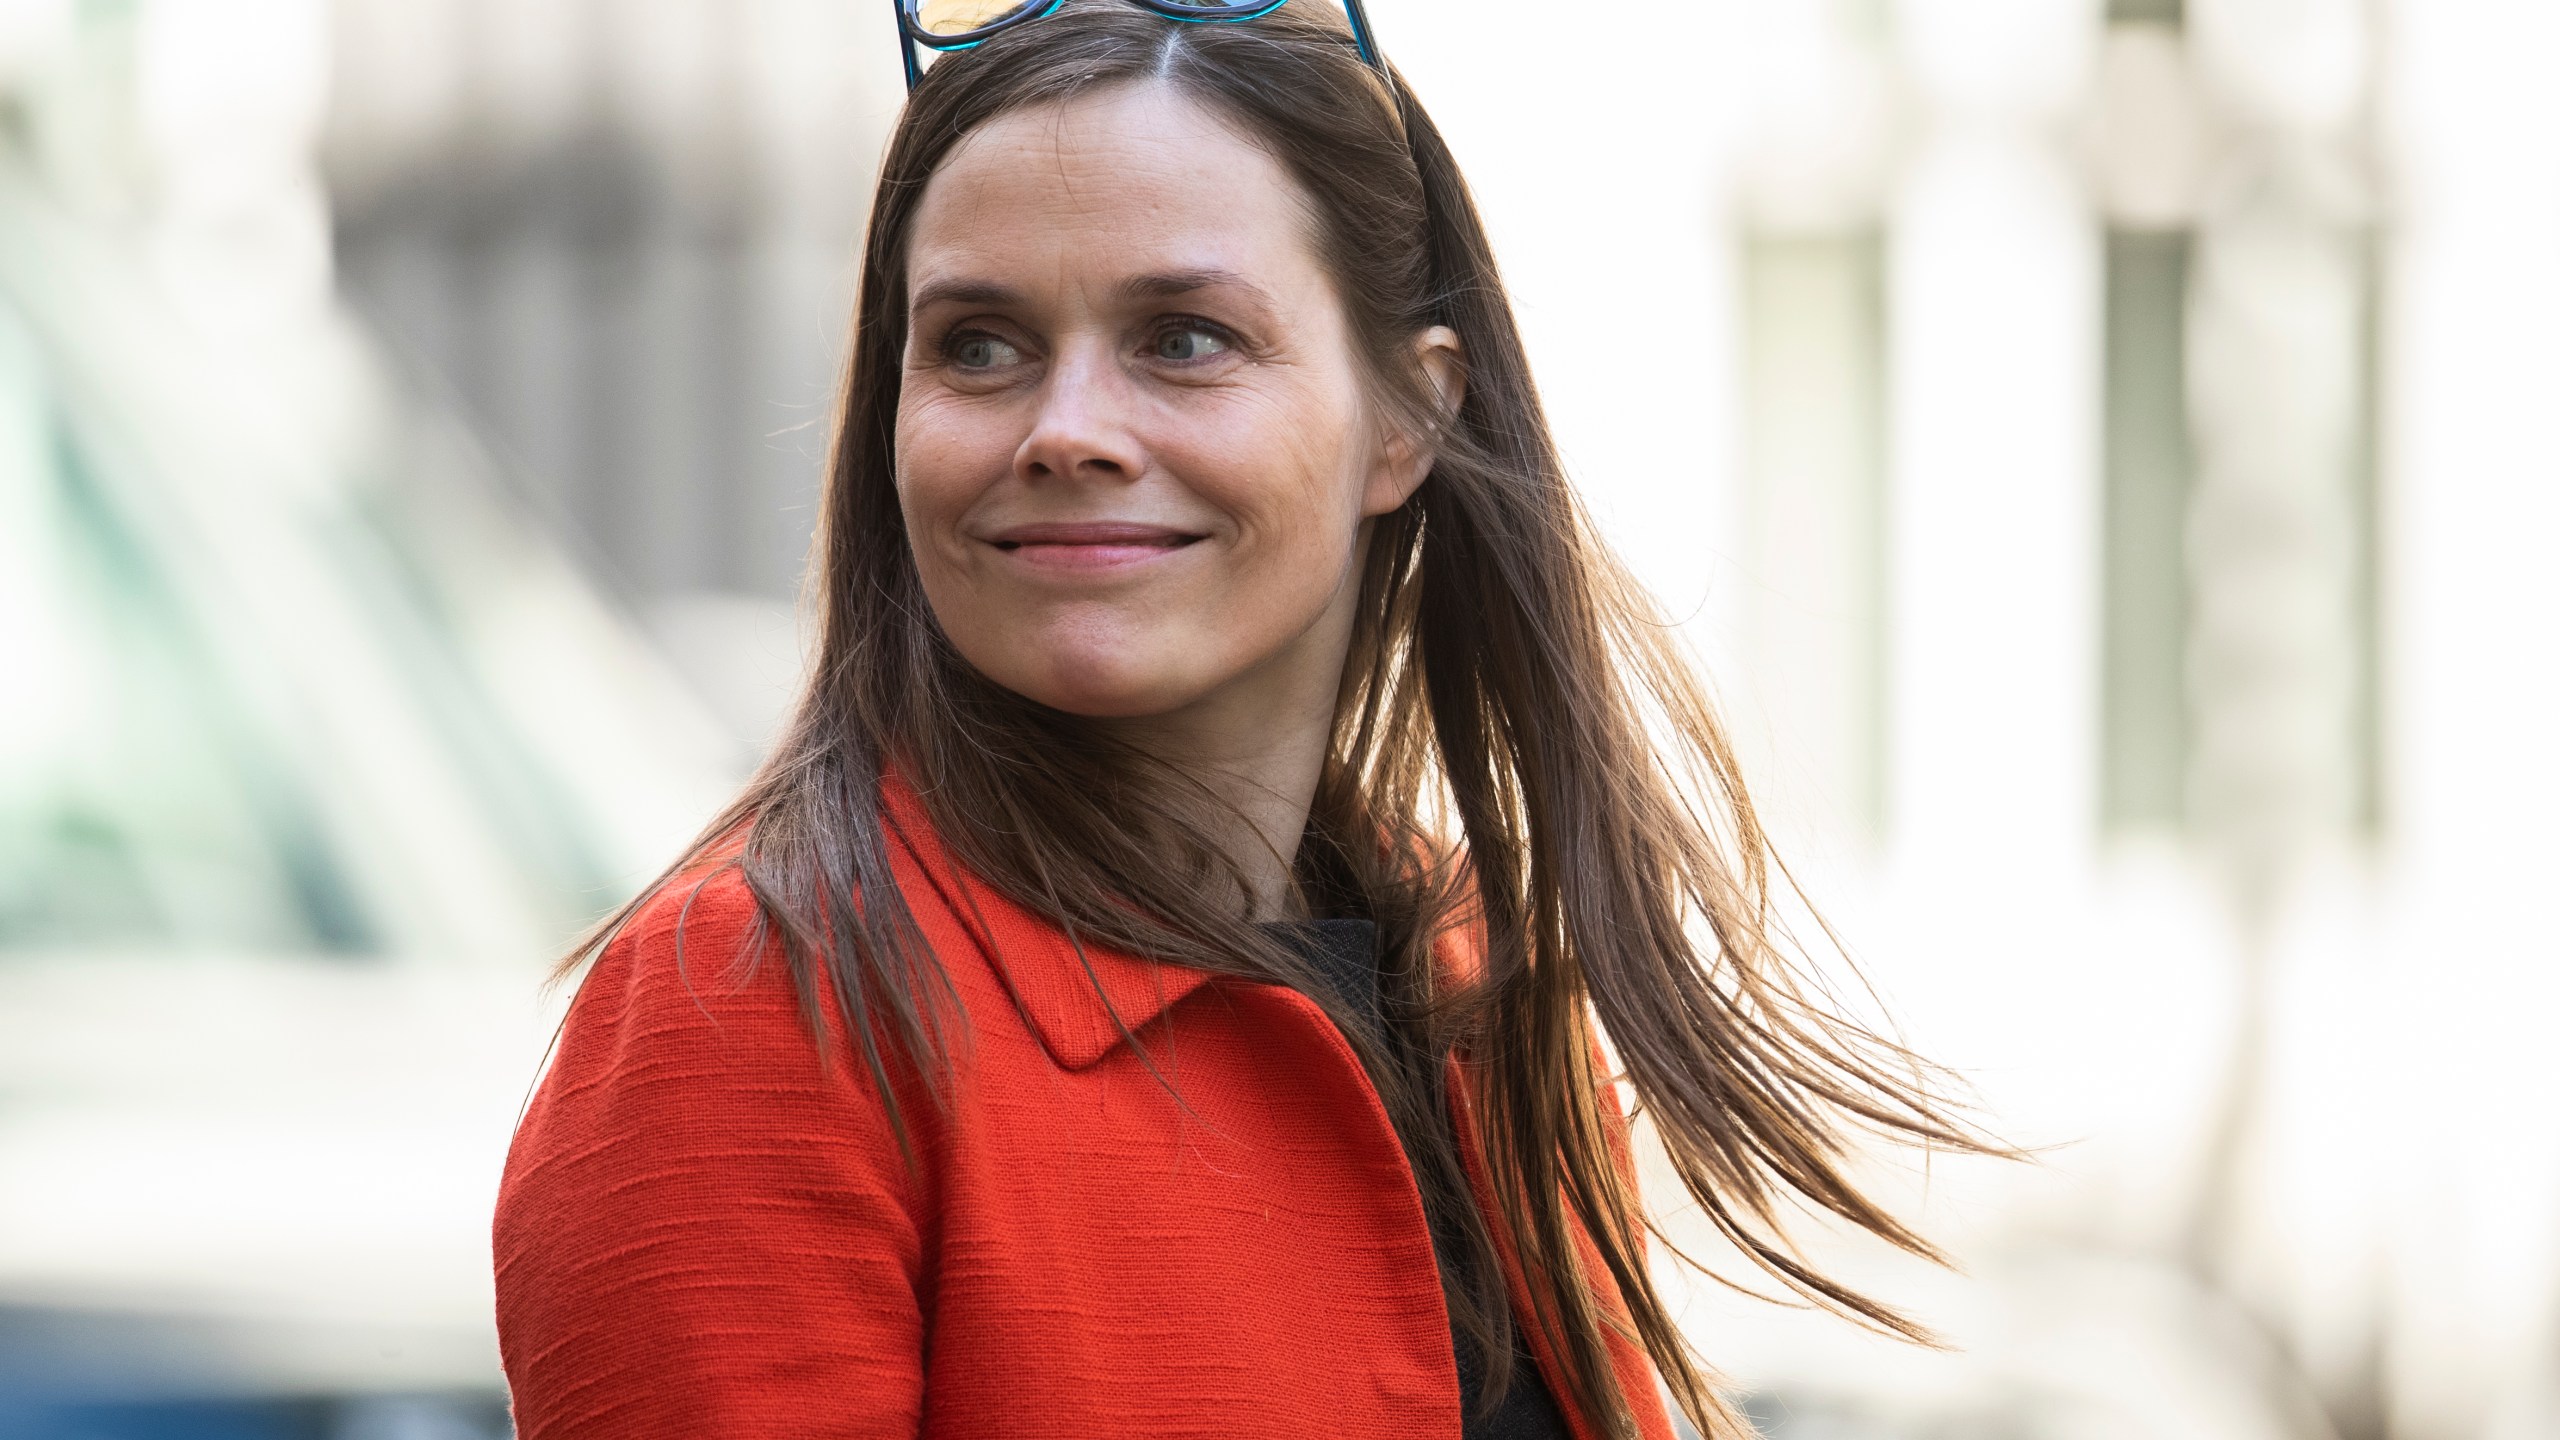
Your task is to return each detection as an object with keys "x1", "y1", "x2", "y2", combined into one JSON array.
[{"x1": 1014, "y1": 345, "x2": 1147, "y2": 484}]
